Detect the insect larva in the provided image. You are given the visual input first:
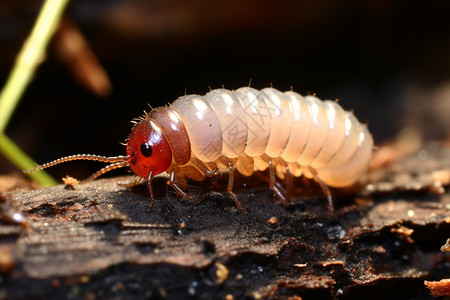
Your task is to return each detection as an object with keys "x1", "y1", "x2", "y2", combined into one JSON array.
[{"x1": 26, "y1": 87, "x2": 373, "y2": 213}]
